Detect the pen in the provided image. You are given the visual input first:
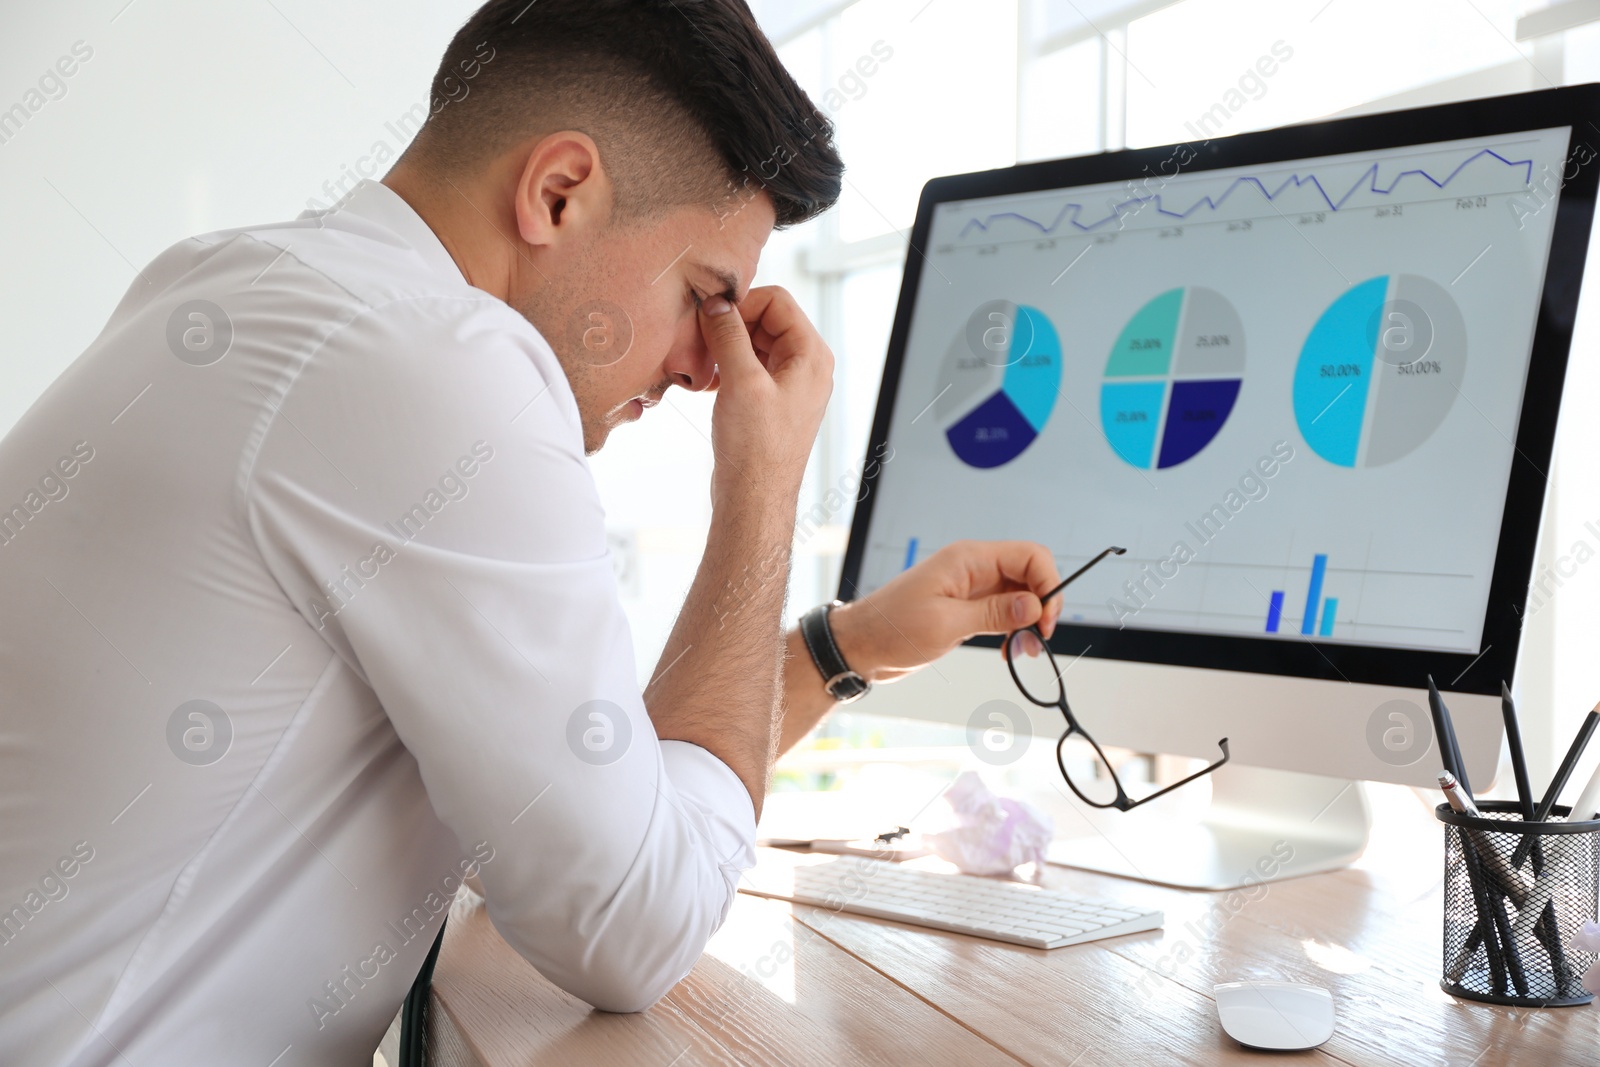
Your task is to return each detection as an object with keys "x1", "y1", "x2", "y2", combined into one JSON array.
[
  {"x1": 1440, "y1": 771, "x2": 1574, "y2": 998},
  {"x1": 760, "y1": 836, "x2": 929, "y2": 861},
  {"x1": 1439, "y1": 770, "x2": 1516, "y2": 994},
  {"x1": 1513, "y1": 705, "x2": 1600, "y2": 868},
  {"x1": 1428, "y1": 675, "x2": 1470, "y2": 796},
  {"x1": 1437, "y1": 769, "x2": 1480, "y2": 816},
  {"x1": 1439, "y1": 772, "x2": 1529, "y2": 908}
]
